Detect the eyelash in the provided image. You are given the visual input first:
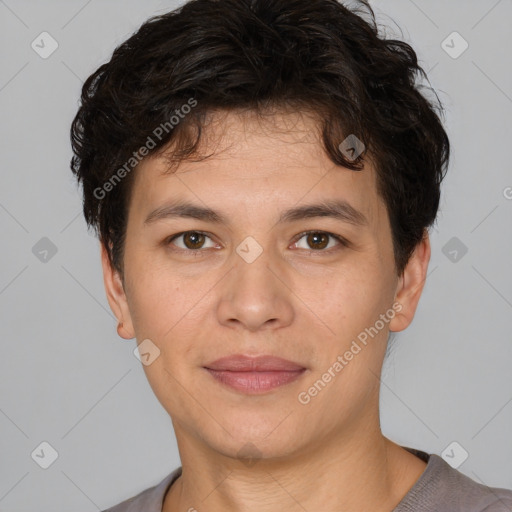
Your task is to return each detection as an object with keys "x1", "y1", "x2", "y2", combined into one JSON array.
[{"x1": 164, "y1": 230, "x2": 349, "y2": 256}]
